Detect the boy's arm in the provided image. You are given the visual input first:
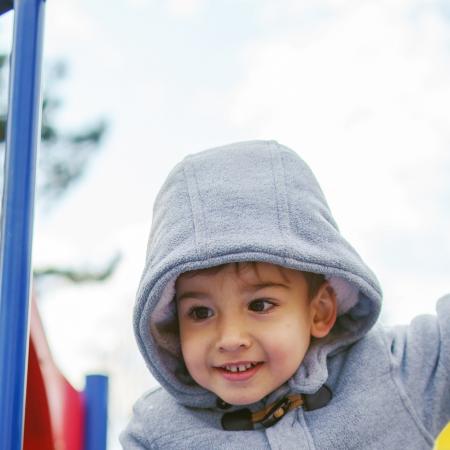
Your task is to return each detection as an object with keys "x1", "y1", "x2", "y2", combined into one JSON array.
[
  {"x1": 386, "y1": 294, "x2": 450, "y2": 438},
  {"x1": 119, "y1": 394, "x2": 156, "y2": 450},
  {"x1": 120, "y1": 421, "x2": 153, "y2": 450}
]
